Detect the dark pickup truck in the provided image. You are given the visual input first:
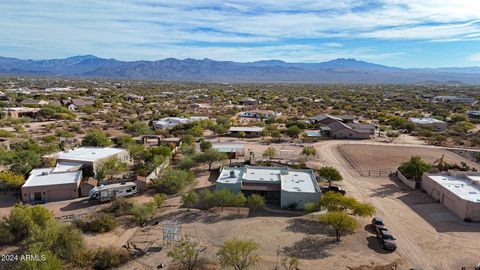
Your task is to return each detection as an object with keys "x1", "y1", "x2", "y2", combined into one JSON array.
[{"x1": 320, "y1": 185, "x2": 346, "y2": 195}]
